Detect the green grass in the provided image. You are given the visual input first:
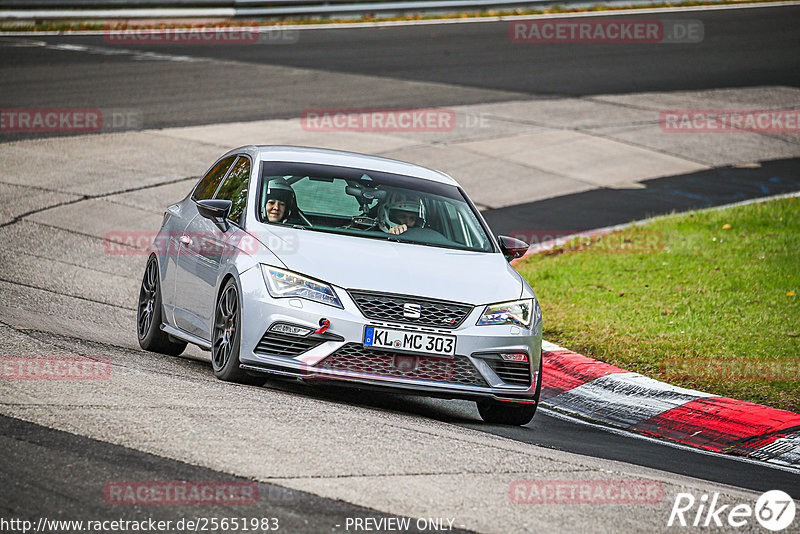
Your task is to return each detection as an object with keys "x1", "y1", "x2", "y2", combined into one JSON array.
[{"x1": 515, "y1": 196, "x2": 800, "y2": 412}]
